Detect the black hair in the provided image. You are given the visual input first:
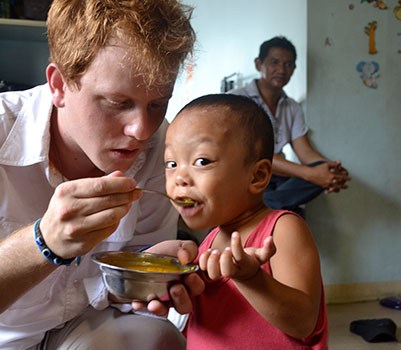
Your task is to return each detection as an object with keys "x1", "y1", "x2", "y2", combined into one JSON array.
[
  {"x1": 176, "y1": 94, "x2": 274, "y2": 163},
  {"x1": 258, "y1": 36, "x2": 297, "y2": 63}
]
